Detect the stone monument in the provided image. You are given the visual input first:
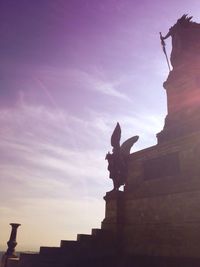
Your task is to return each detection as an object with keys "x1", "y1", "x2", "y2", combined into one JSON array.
[
  {"x1": 158, "y1": 14, "x2": 200, "y2": 142},
  {"x1": 103, "y1": 15, "x2": 200, "y2": 263},
  {"x1": 3, "y1": 14, "x2": 200, "y2": 267}
]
